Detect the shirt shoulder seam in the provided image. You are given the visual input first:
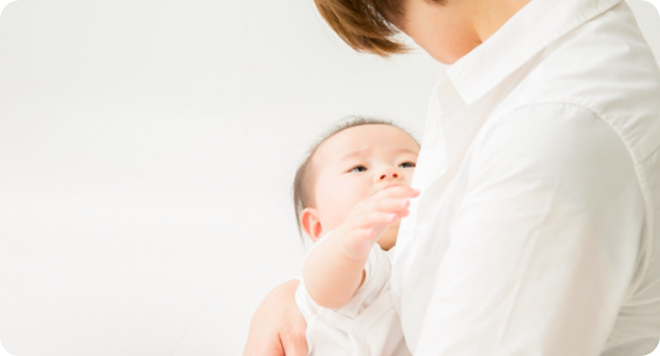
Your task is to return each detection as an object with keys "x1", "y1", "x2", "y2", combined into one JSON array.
[{"x1": 489, "y1": 100, "x2": 654, "y2": 298}]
